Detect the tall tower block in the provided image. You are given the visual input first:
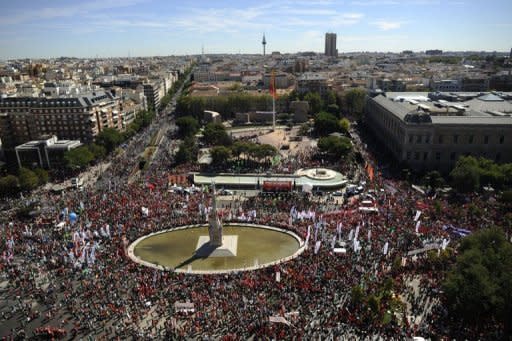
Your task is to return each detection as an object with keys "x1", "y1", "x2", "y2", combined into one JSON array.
[{"x1": 262, "y1": 34, "x2": 267, "y2": 56}]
